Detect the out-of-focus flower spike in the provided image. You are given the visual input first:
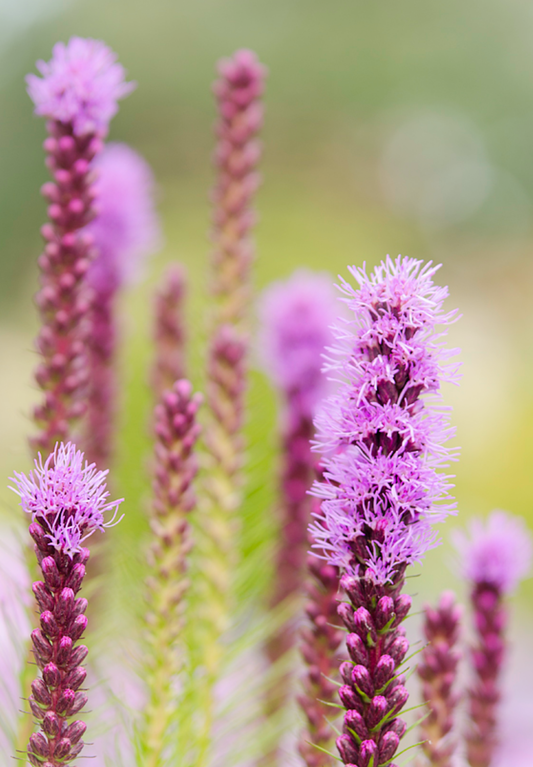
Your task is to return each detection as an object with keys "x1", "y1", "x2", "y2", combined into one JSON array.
[
  {"x1": 194, "y1": 48, "x2": 266, "y2": 764},
  {"x1": 151, "y1": 265, "x2": 188, "y2": 401},
  {"x1": 257, "y1": 270, "x2": 339, "y2": 764},
  {"x1": 142, "y1": 380, "x2": 201, "y2": 766},
  {"x1": 27, "y1": 38, "x2": 134, "y2": 455},
  {"x1": 9, "y1": 442, "x2": 123, "y2": 766},
  {"x1": 310, "y1": 256, "x2": 460, "y2": 766},
  {"x1": 454, "y1": 510, "x2": 532, "y2": 767},
  {"x1": 417, "y1": 591, "x2": 462, "y2": 767},
  {"x1": 84, "y1": 142, "x2": 161, "y2": 468}
]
